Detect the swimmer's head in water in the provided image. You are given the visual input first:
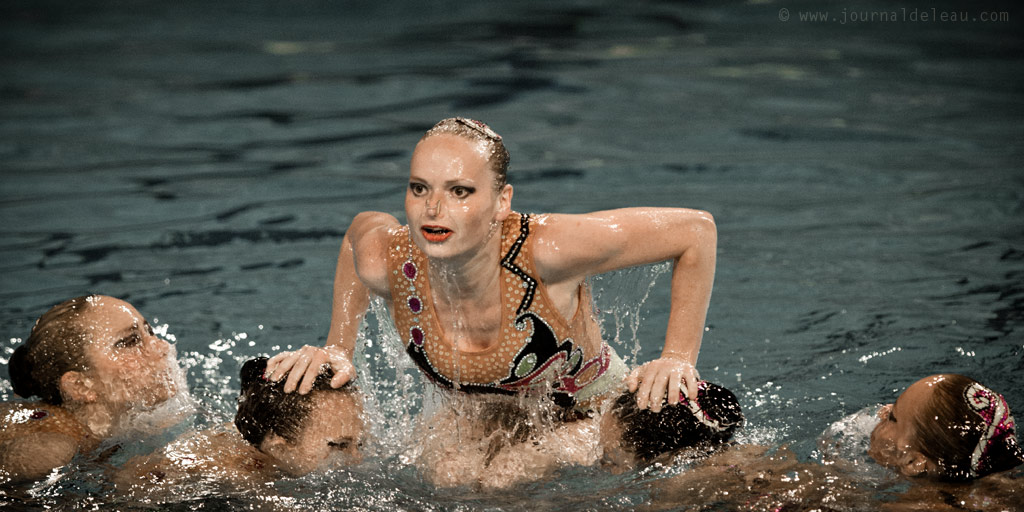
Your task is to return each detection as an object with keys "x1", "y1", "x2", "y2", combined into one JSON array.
[
  {"x1": 421, "y1": 117, "x2": 510, "y2": 191},
  {"x1": 235, "y1": 357, "x2": 363, "y2": 476},
  {"x1": 9, "y1": 295, "x2": 178, "y2": 408},
  {"x1": 869, "y1": 374, "x2": 1024, "y2": 481},
  {"x1": 610, "y1": 381, "x2": 744, "y2": 463}
]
